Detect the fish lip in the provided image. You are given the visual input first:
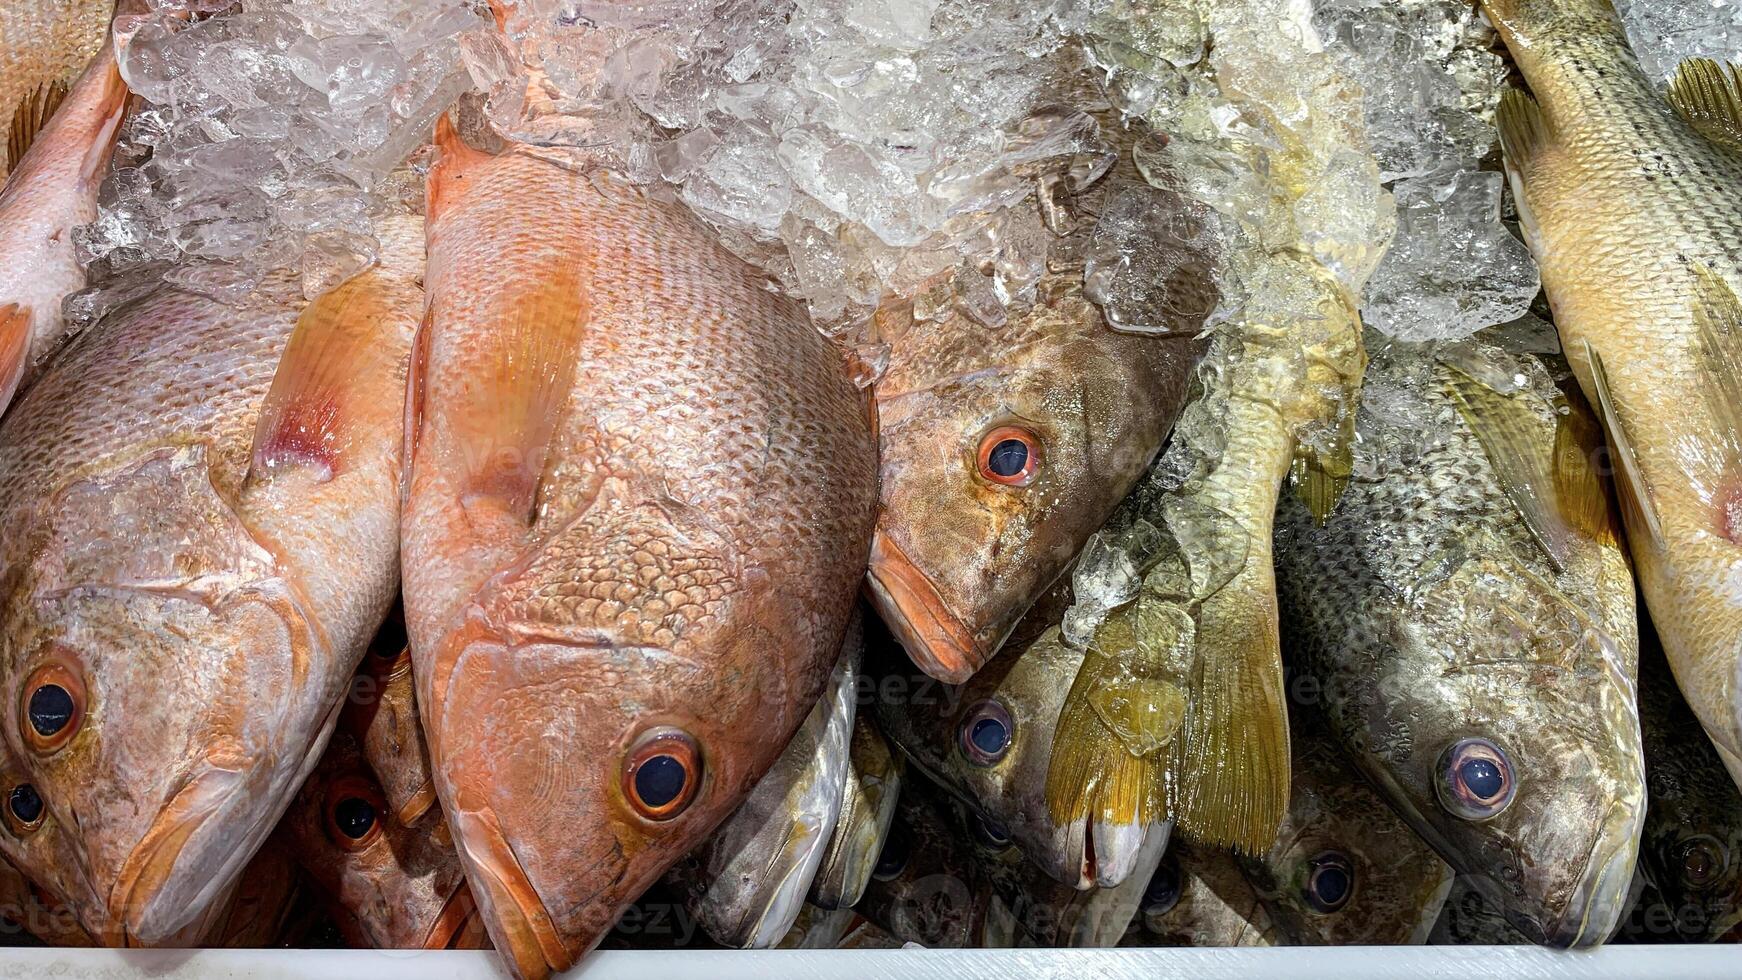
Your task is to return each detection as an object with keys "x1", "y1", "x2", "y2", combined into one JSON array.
[
  {"x1": 866, "y1": 531, "x2": 986, "y2": 684},
  {"x1": 106, "y1": 767, "x2": 245, "y2": 943},
  {"x1": 421, "y1": 881, "x2": 483, "y2": 950},
  {"x1": 1544, "y1": 803, "x2": 1640, "y2": 948},
  {"x1": 450, "y1": 805, "x2": 577, "y2": 978}
]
